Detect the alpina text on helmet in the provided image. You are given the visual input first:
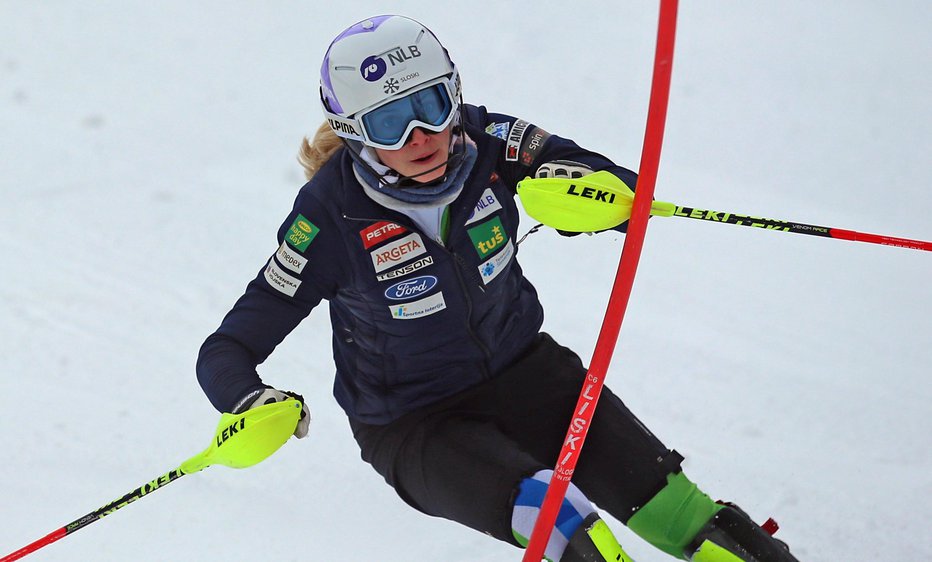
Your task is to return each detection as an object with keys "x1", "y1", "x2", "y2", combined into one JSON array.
[{"x1": 329, "y1": 119, "x2": 360, "y2": 136}]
